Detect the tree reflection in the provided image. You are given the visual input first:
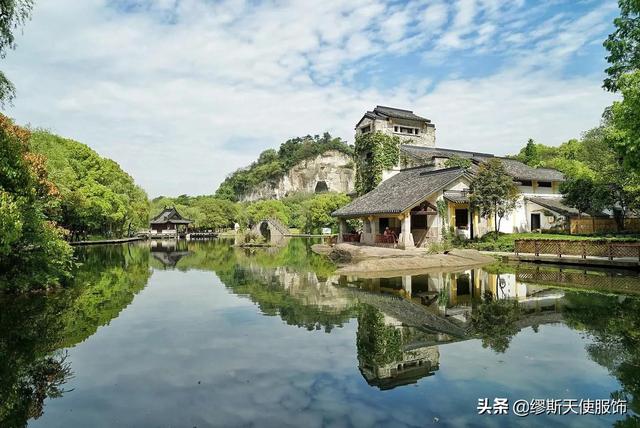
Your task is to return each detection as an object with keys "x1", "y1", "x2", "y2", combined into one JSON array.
[
  {"x1": 563, "y1": 292, "x2": 640, "y2": 421},
  {"x1": 0, "y1": 244, "x2": 151, "y2": 427},
  {"x1": 356, "y1": 304, "x2": 440, "y2": 390},
  {"x1": 470, "y1": 290, "x2": 521, "y2": 353},
  {"x1": 169, "y1": 238, "x2": 356, "y2": 332}
]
